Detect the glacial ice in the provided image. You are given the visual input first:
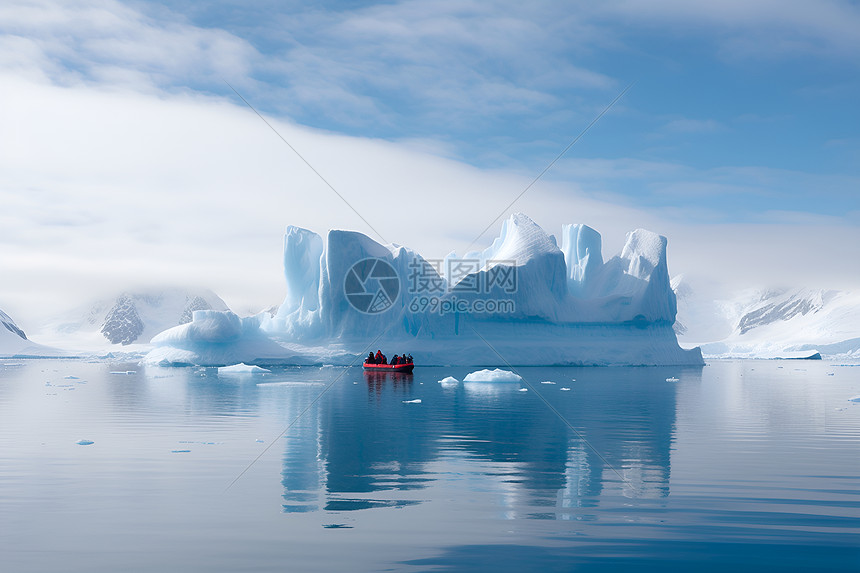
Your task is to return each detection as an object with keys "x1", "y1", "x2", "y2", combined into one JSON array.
[
  {"x1": 463, "y1": 369, "x2": 523, "y2": 382},
  {"x1": 145, "y1": 213, "x2": 703, "y2": 367},
  {"x1": 218, "y1": 363, "x2": 272, "y2": 375},
  {"x1": 438, "y1": 376, "x2": 459, "y2": 387}
]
